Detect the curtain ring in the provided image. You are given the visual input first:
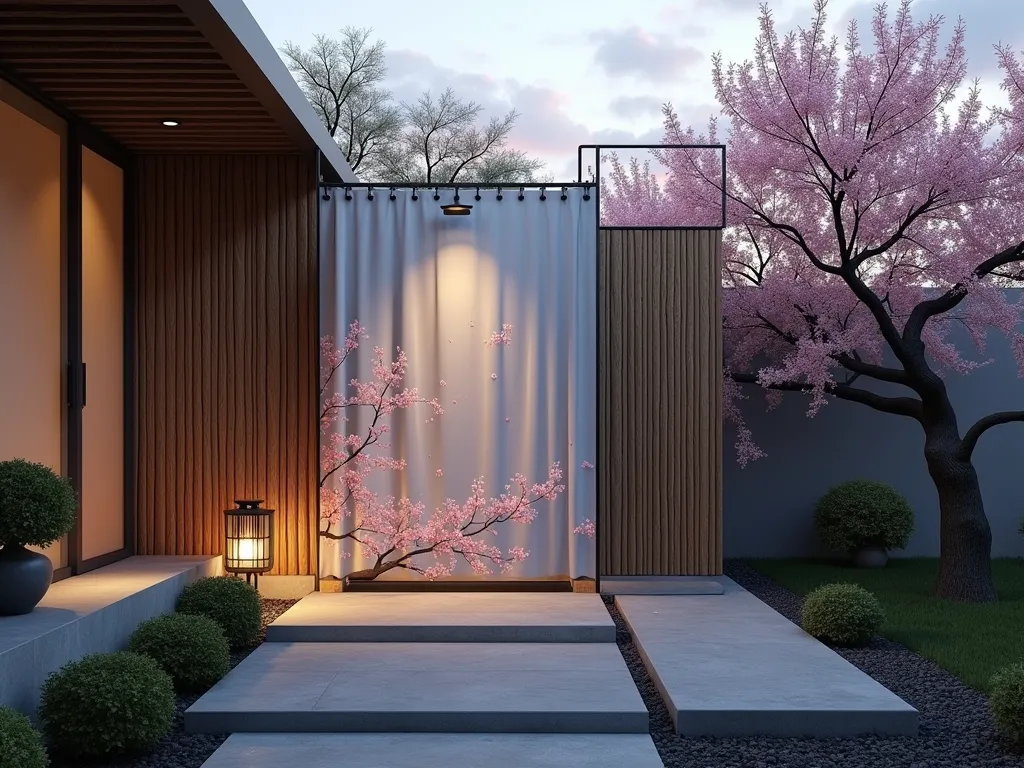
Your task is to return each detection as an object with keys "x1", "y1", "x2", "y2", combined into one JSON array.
[
  {"x1": 539, "y1": 186, "x2": 546, "y2": 201},
  {"x1": 454, "y1": 187, "x2": 460, "y2": 203},
  {"x1": 560, "y1": 186, "x2": 567, "y2": 201},
  {"x1": 389, "y1": 187, "x2": 396, "y2": 201},
  {"x1": 322, "y1": 188, "x2": 332, "y2": 201},
  {"x1": 411, "y1": 190, "x2": 419, "y2": 200},
  {"x1": 517, "y1": 186, "x2": 525, "y2": 201},
  {"x1": 344, "y1": 186, "x2": 352, "y2": 201},
  {"x1": 367, "y1": 187, "x2": 374, "y2": 201},
  {"x1": 474, "y1": 186, "x2": 481, "y2": 201},
  {"x1": 433, "y1": 187, "x2": 440, "y2": 201},
  {"x1": 496, "y1": 186, "x2": 503, "y2": 201},
  {"x1": 583, "y1": 184, "x2": 591, "y2": 201}
]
